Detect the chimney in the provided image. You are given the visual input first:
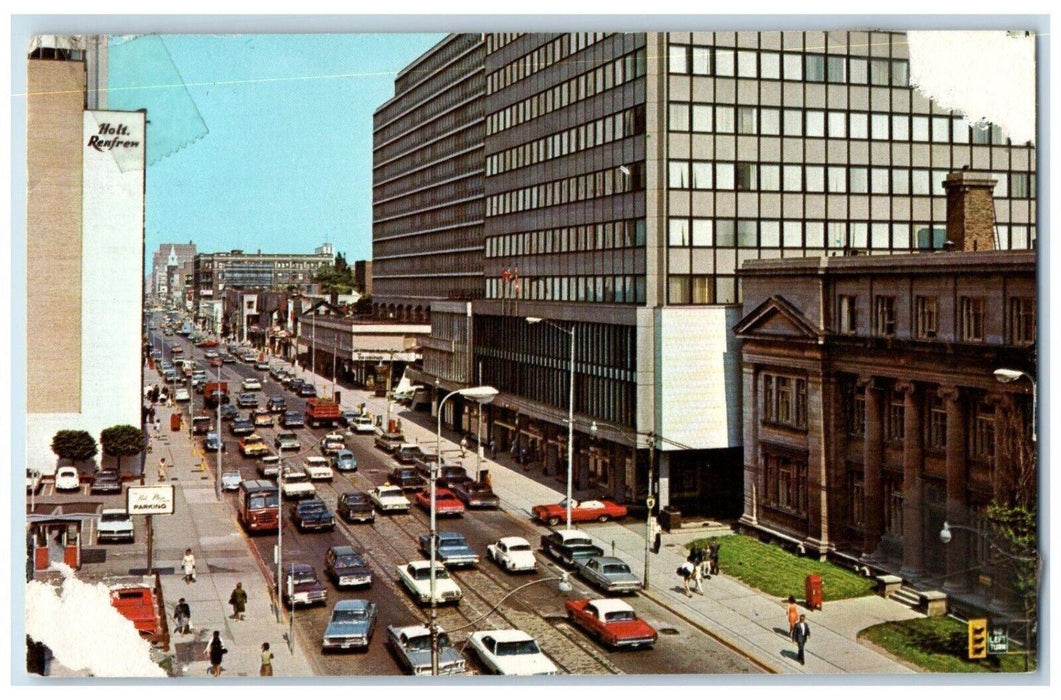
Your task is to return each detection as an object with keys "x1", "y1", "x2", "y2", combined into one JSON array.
[{"x1": 943, "y1": 169, "x2": 997, "y2": 252}]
